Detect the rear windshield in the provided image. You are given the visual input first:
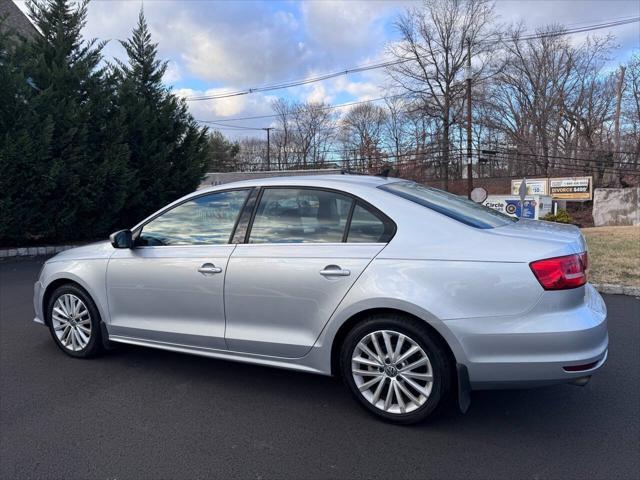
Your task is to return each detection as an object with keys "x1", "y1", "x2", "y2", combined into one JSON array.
[{"x1": 379, "y1": 181, "x2": 517, "y2": 229}]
